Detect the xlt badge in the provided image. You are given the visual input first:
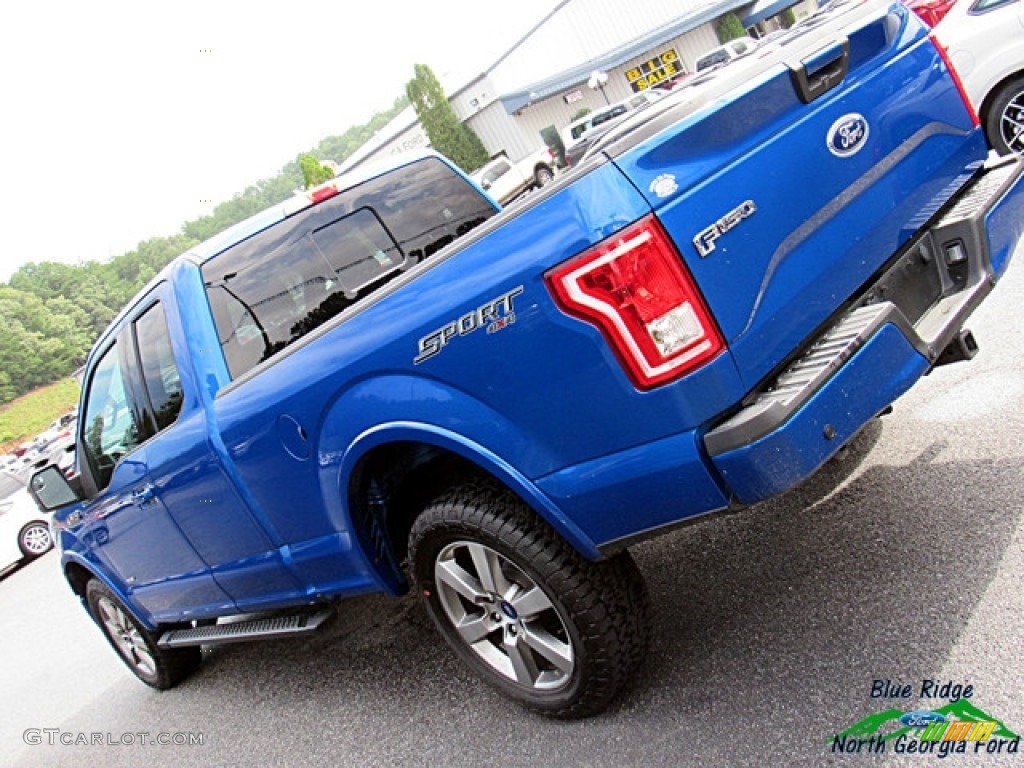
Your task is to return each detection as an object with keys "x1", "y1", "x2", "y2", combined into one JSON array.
[{"x1": 693, "y1": 200, "x2": 757, "y2": 257}]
